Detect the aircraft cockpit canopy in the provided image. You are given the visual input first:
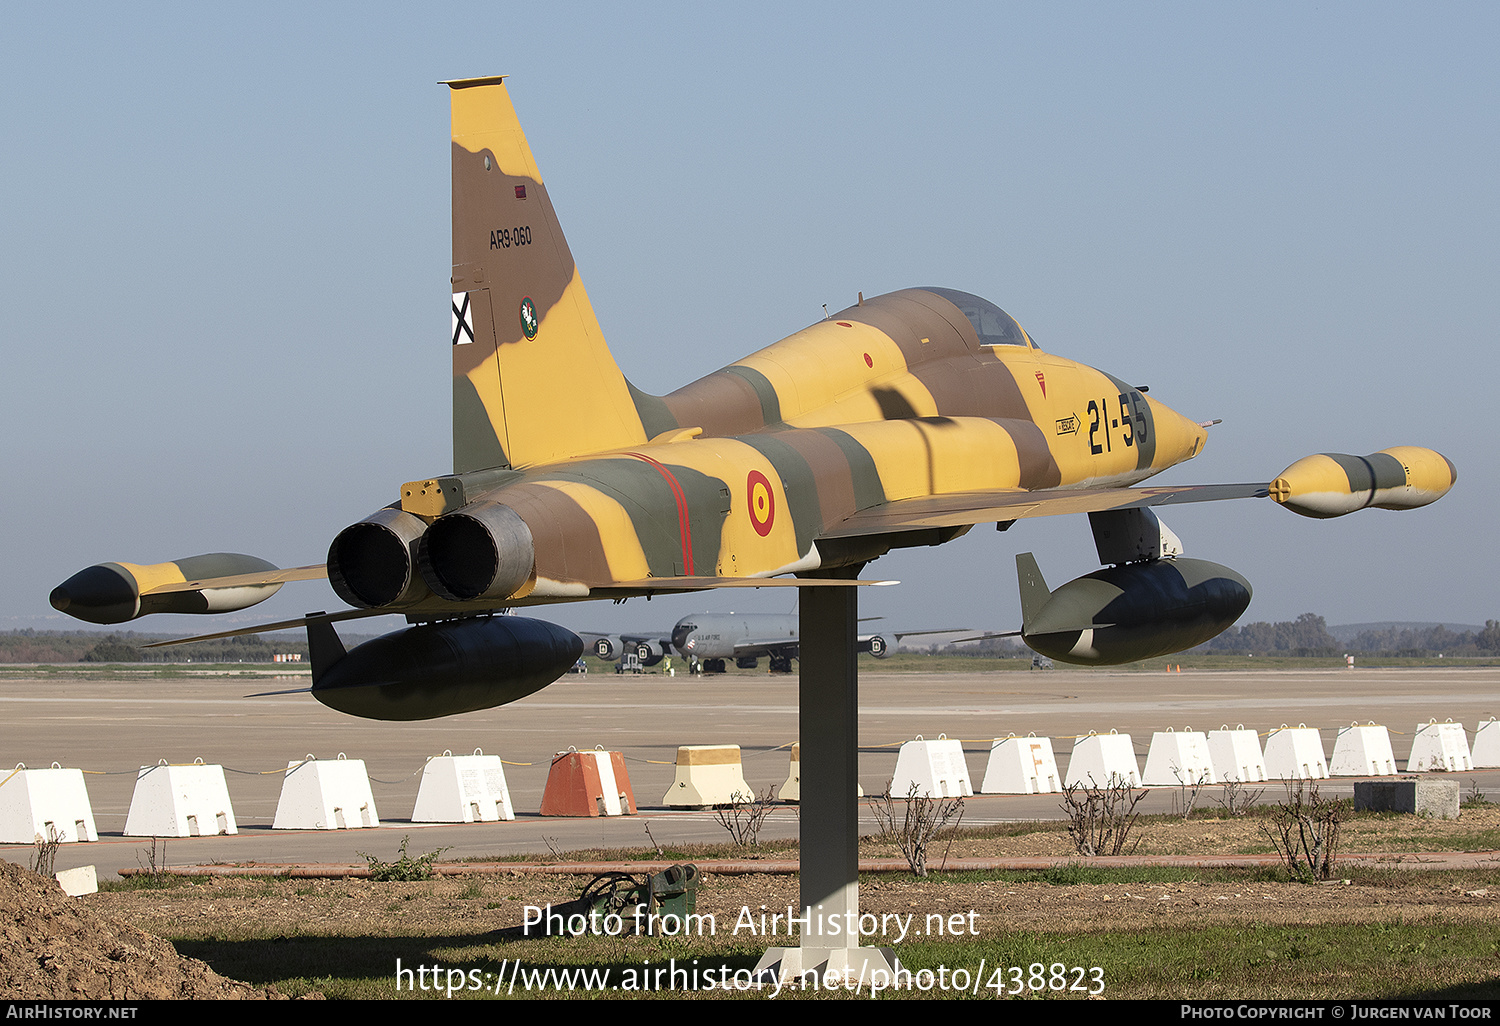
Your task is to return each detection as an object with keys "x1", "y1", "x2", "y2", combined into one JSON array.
[{"x1": 923, "y1": 287, "x2": 1033, "y2": 349}]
